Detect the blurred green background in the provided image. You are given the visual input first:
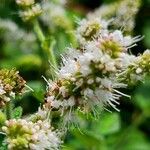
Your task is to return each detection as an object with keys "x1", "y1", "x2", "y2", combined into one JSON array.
[{"x1": 0, "y1": 0, "x2": 150, "y2": 149}]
